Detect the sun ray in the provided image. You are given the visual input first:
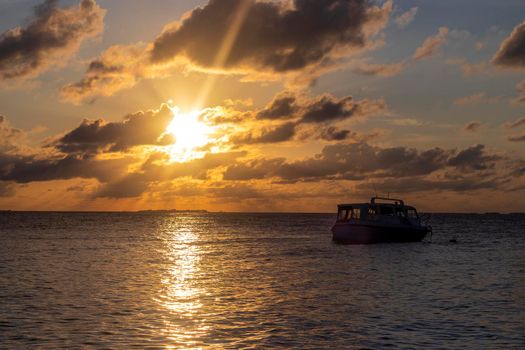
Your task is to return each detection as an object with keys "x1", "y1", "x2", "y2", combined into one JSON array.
[{"x1": 192, "y1": 0, "x2": 252, "y2": 109}]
